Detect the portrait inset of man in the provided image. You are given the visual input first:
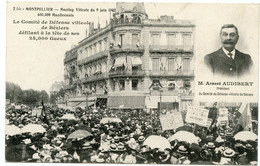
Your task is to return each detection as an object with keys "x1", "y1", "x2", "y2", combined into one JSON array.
[{"x1": 204, "y1": 24, "x2": 253, "y2": 77}]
